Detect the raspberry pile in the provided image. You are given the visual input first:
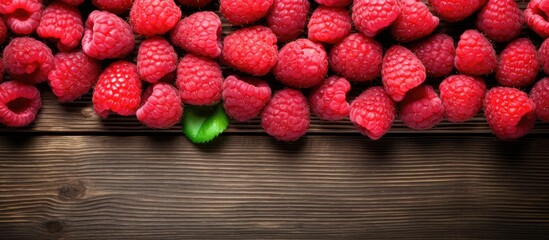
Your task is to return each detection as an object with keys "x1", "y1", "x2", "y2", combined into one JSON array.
[{"x1": 0, "y1": 0, "x2": 548, "y2": 141}]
